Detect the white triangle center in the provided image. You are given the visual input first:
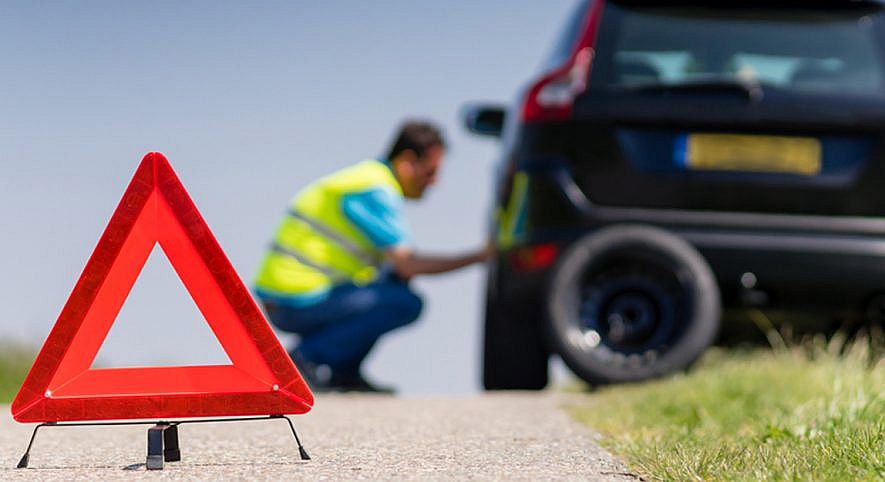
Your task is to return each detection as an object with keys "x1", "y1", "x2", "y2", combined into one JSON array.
[{"x1": 92, "y1": 244, "x2": 232, "y2": 368}]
